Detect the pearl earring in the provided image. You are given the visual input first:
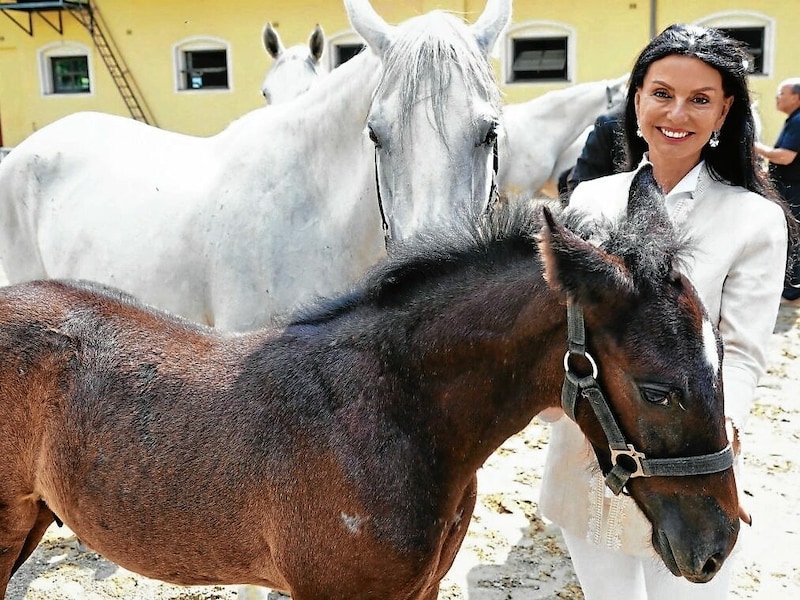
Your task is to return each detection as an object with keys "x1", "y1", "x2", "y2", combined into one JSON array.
[
  {"x1": 709, "y1": 130, "x2": 720, "y2": 148},
  {"x1": 636, "y1": 125, "x2": 643, "y2": 138}
]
